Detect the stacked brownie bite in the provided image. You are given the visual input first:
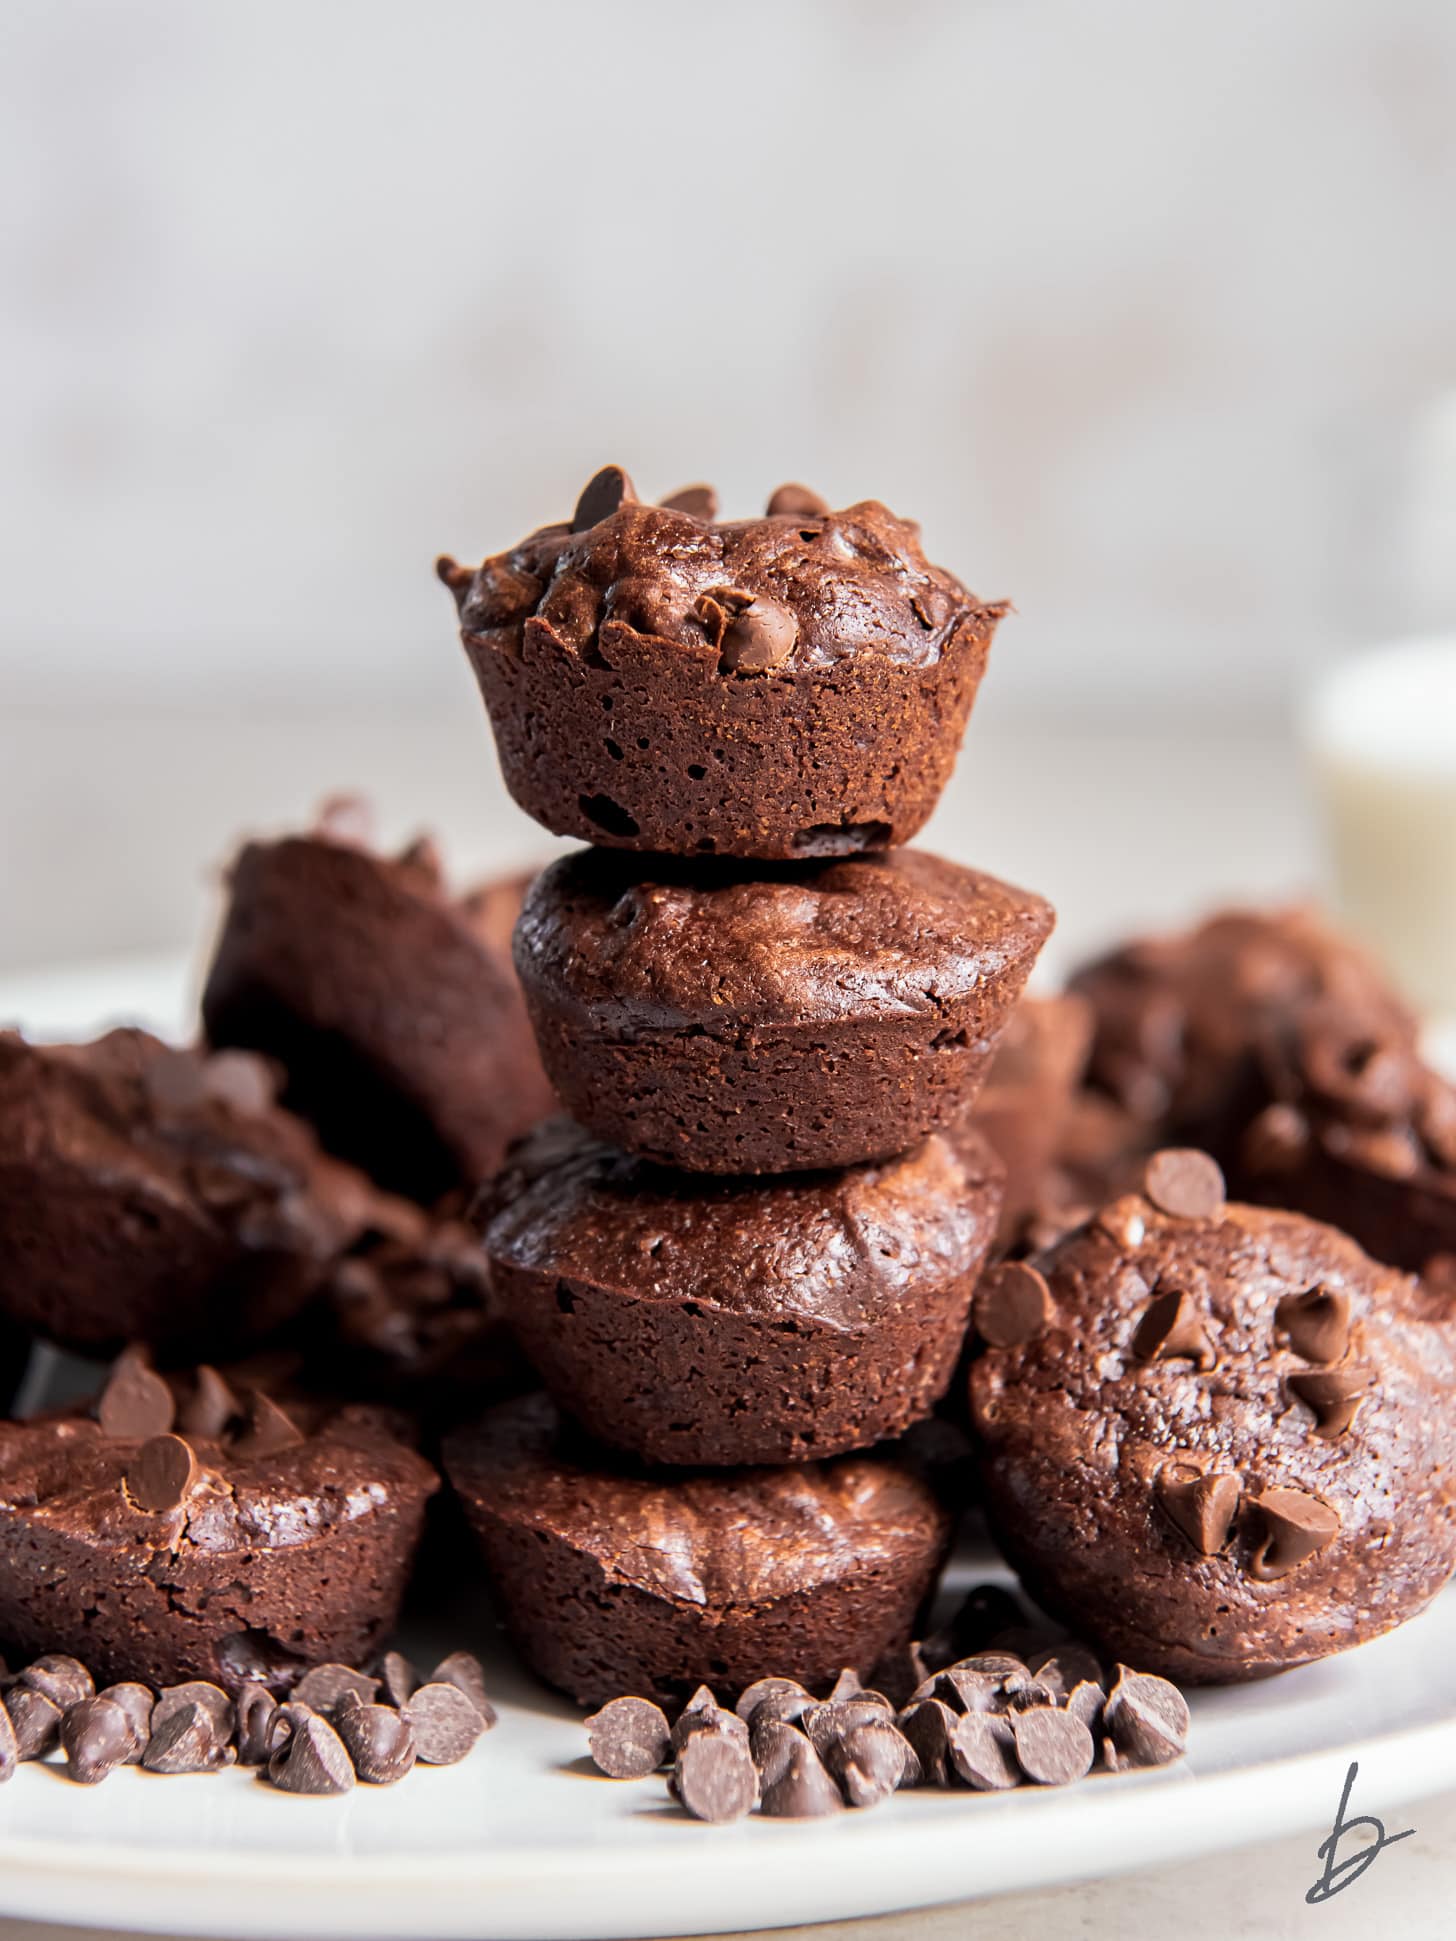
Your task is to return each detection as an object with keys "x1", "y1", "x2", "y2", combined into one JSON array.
[{"x1": 437, "y1": 466, "x2": 1055, "y2": 1704}]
